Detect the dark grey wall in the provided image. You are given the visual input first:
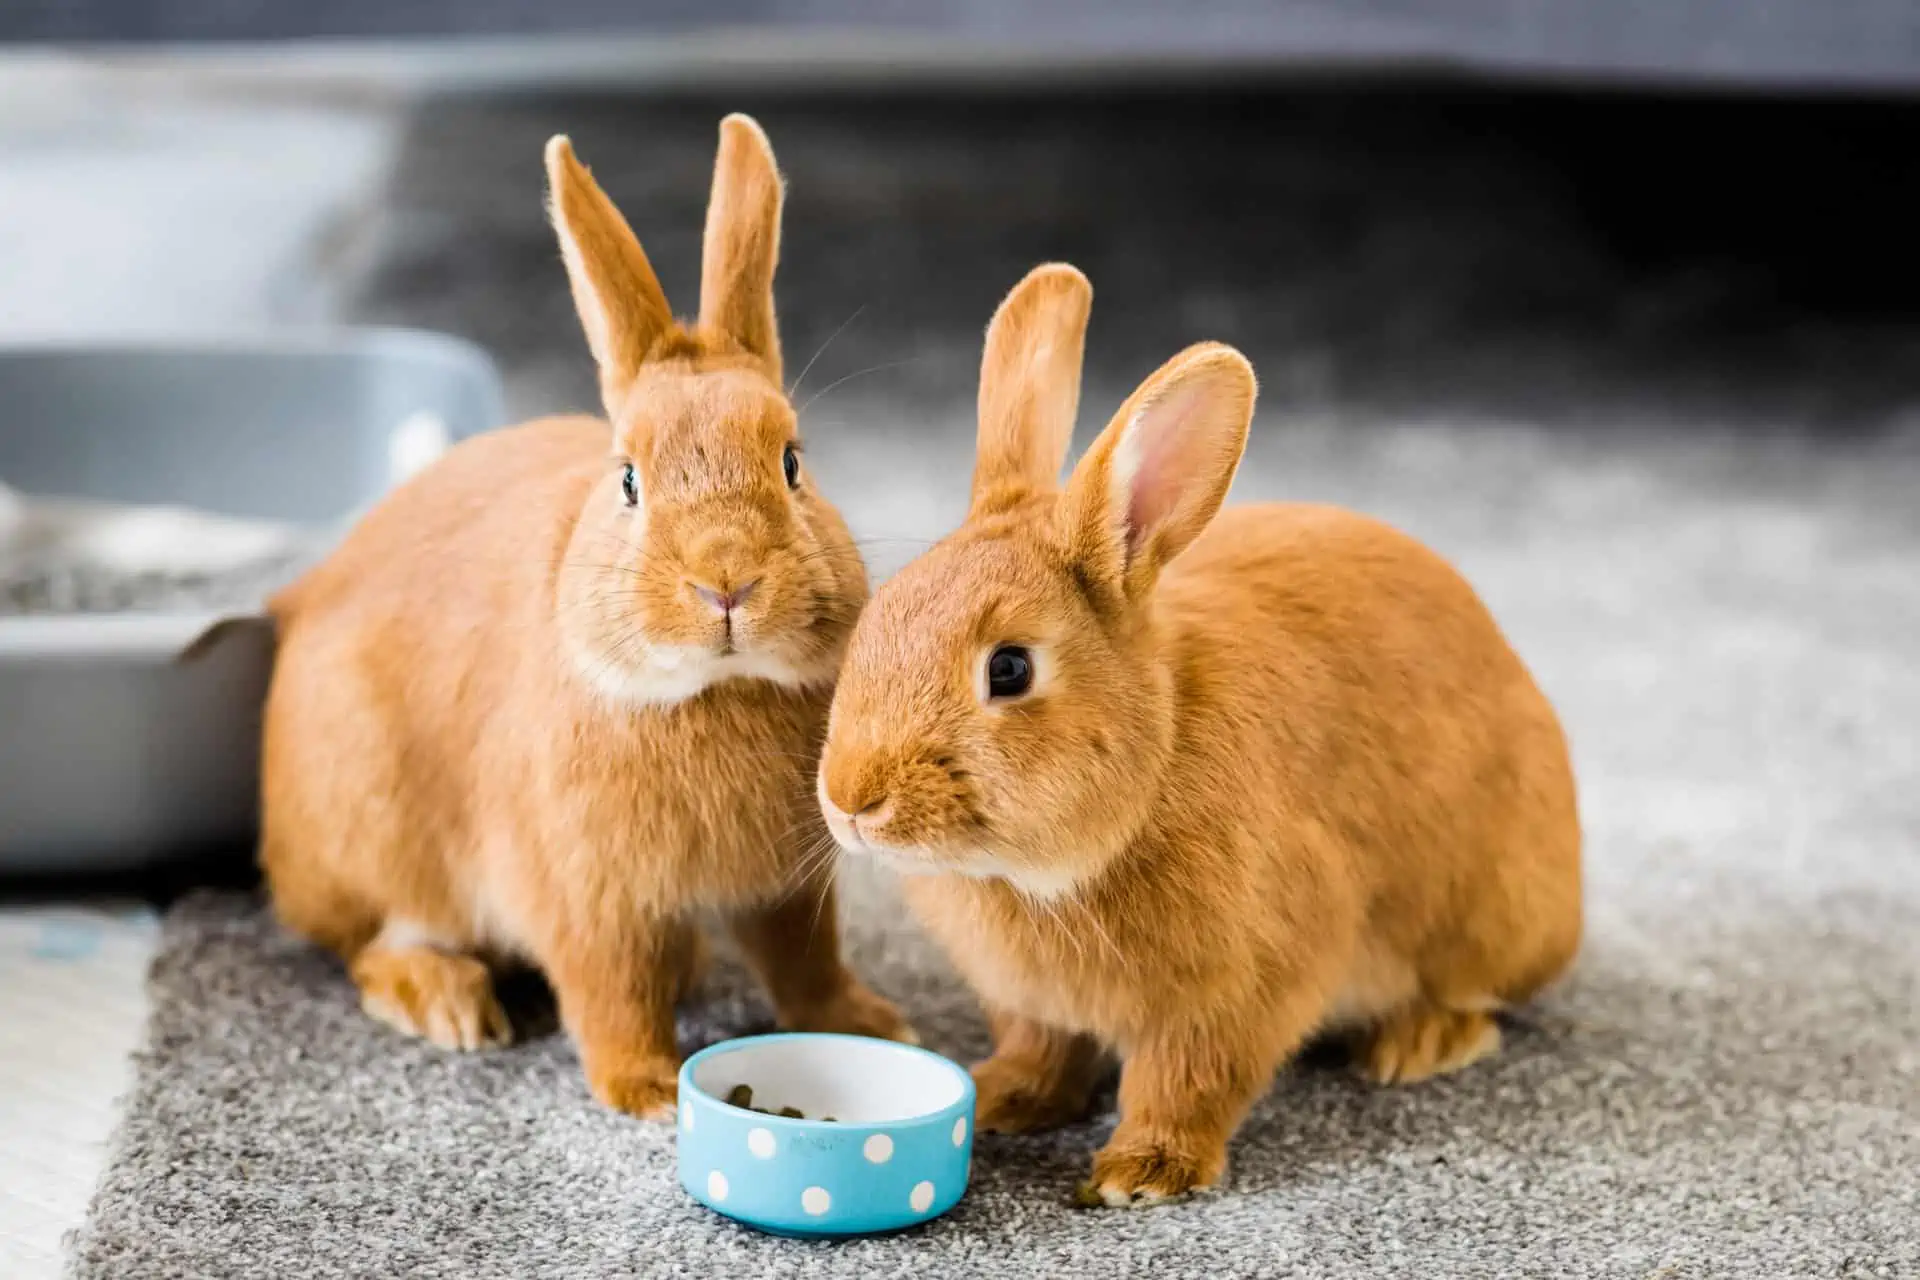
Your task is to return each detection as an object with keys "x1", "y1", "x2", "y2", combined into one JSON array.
[{"x1": 4, "y1": 1, "x2": 1919, "y2": 92}]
